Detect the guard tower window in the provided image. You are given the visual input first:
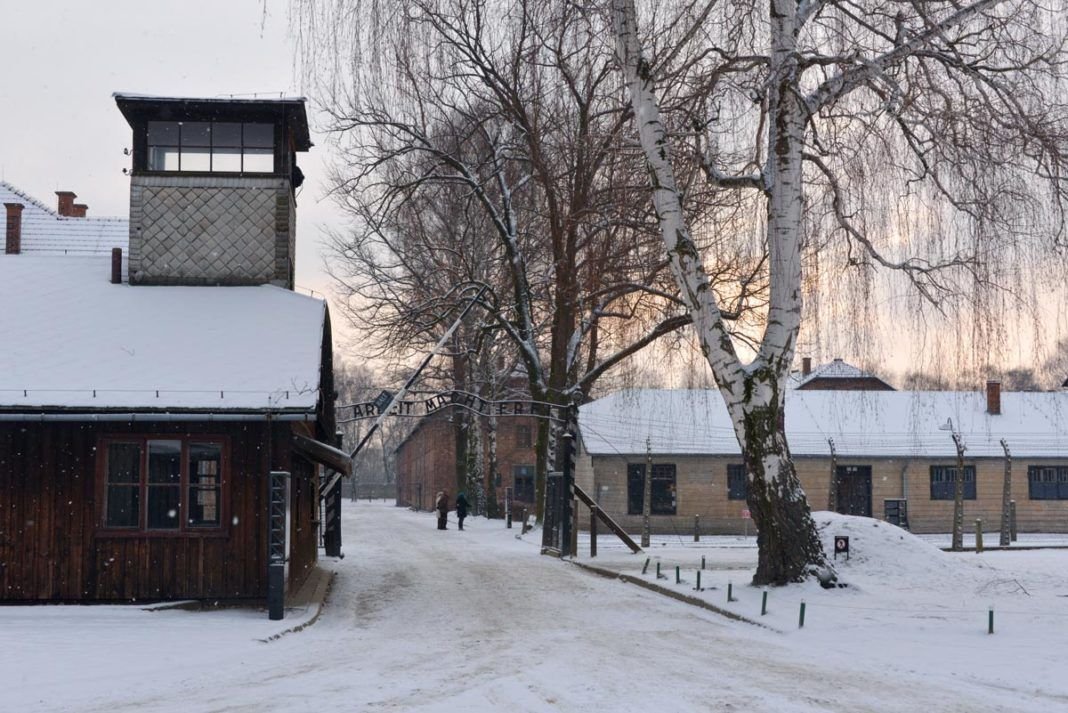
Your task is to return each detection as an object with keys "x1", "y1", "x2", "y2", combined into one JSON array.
[{"x1": 147, "y1": 121, "x2": 275, "y2": 173}]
